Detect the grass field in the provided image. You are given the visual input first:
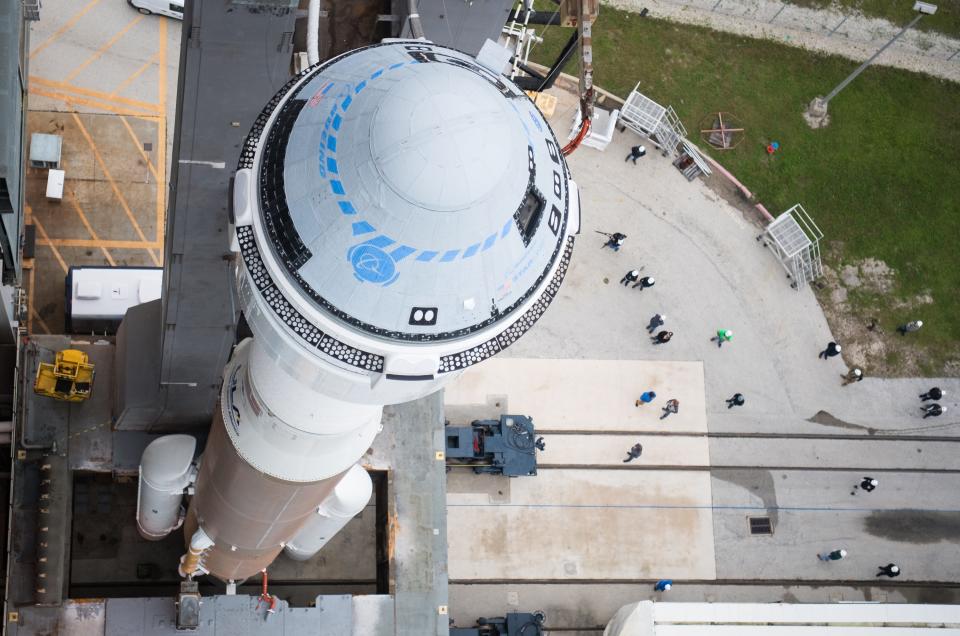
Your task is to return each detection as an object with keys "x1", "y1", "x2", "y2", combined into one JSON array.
[
  {"x1": 786, "y1": 0, "x2": 960, "y2": 39},
  {"x1": 530, "y1": 7, "x2": 960, "y2": 375}
]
